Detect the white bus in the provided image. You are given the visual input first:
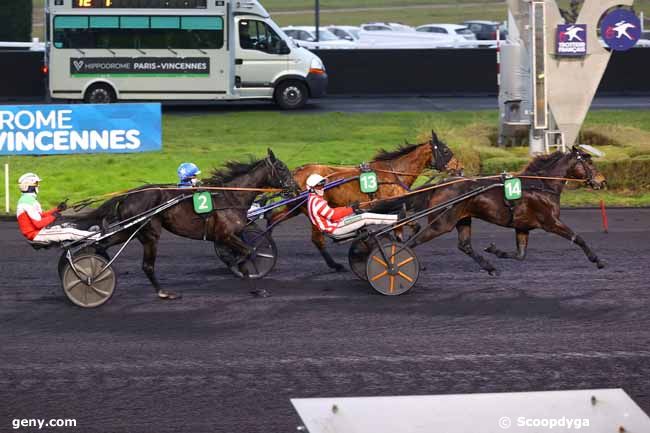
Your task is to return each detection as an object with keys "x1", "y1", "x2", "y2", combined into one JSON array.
[{"x1": 46, "y1": 0, "x2": 327, "y2": 109}]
